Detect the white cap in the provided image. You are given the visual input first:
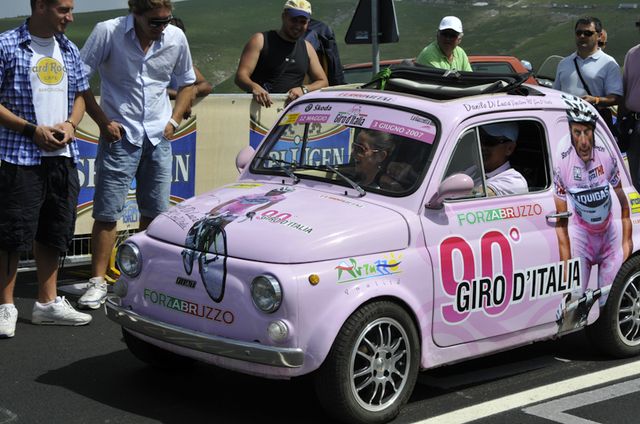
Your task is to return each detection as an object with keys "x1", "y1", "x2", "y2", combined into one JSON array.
[
  {"x1": 483, "y1": 122, "x2": 519, "y2": 142},
  {"x1": 439, "y1": 16, "x2": 463, "y2": 33}
]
